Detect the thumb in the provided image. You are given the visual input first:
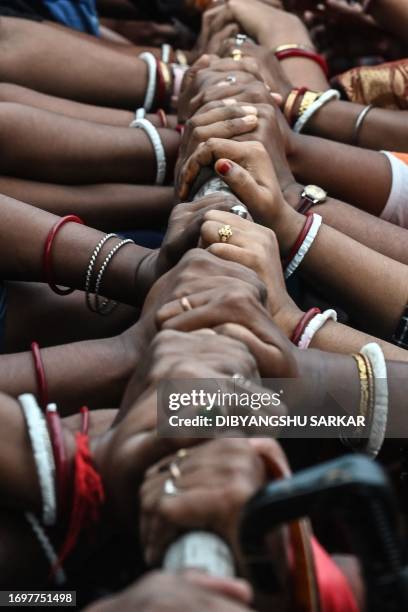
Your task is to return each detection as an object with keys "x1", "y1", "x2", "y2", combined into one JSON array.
[{"x1": 214, "y1": 158, "x2": 262, "y2": 211}]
